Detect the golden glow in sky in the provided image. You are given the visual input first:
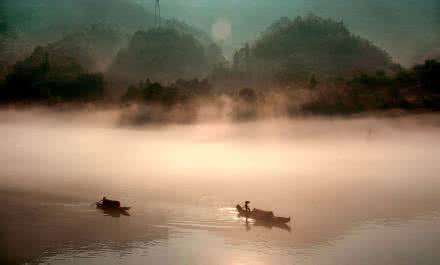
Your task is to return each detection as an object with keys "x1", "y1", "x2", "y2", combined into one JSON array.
[{"x1": 211, "y1": 18, "x2": 232, "y2": 41}]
